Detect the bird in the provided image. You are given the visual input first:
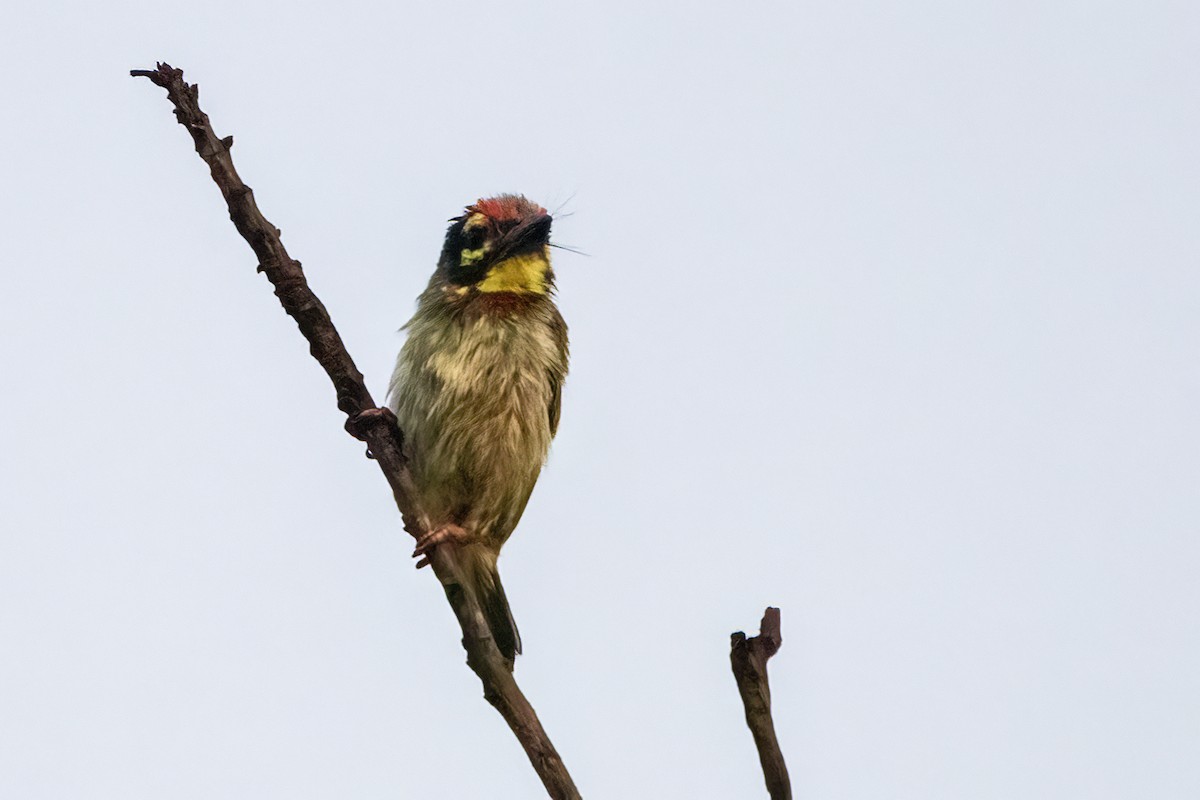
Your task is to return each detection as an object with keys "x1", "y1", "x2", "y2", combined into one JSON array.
[{"x1": 386, "y1": 194, "x2": 569, "y2": 661}]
